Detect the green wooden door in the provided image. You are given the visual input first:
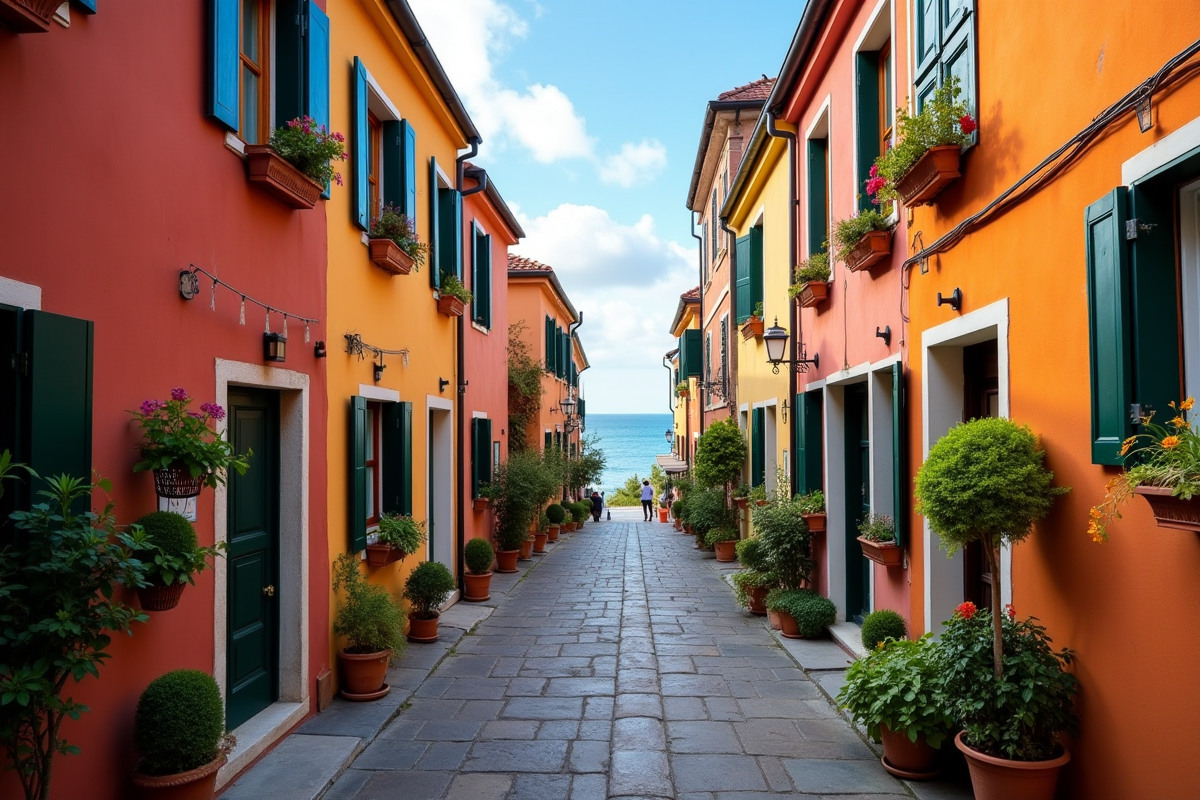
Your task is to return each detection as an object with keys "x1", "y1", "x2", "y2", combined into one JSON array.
[
  {"x1": 844, "y1": 384, "x2": 870, "y2": 622},
  {"x1": 226, "y1": 389, "x2": 280, "y2": 731}
]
